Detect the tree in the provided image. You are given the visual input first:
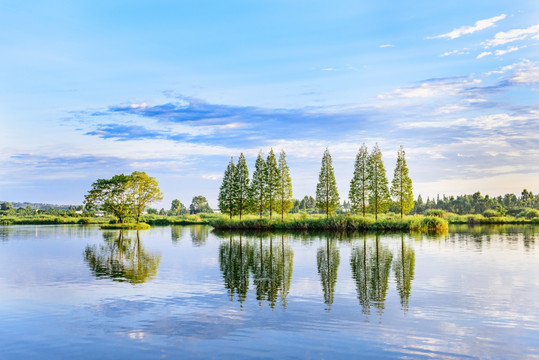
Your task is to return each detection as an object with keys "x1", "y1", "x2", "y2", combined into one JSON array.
[
  {"x1": 349, "y1": 143, "x2": 369, "y2": 216},
  {"x1": 265, "y1": 149, "x2": 280, "y2": 219},
  {"x1": 249, "y1": 151, "x2": 267, "y2": 218},
  {"x1": 190, "y1": 195, "x2": 212, "y2": 214},
  {"x1": 316, "y1": 148, "x2": 340, "y2": 217},
  {"x1": 129, "y1": 171, "x2": 163, "y2": 223},
  {"x1": 170, "y1": 199, "x2": 187, "y2": 215},
  {"x1": 84, "y1": 174, "x2": 133, "y2": 223},
  {"x1": 390, "y1": 146, "x2": 414, "y2": 218},
  {"x1": 0, "y1": 202, "x2": 13, "y2": 211},
  {"x1": 367, "y1": 144, "x2": 391, "y2": 220},
  {"x1": 276, "y1": 150, "x2": 293, "y2": 221},
  {"x1": 233, "y1": 153, "x2": 250, "y2": 219},
  {"x1": 218, "y1": 157, "x2": 236, "y2": 219}
]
